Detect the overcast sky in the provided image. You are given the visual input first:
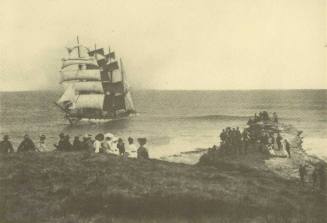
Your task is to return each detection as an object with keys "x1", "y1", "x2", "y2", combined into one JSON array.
[{"x1": 0, "y1": 0, "x2": 326, "y2": 91}]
